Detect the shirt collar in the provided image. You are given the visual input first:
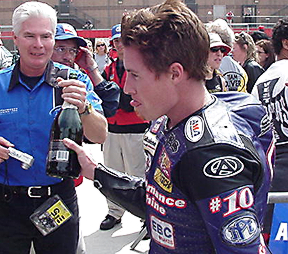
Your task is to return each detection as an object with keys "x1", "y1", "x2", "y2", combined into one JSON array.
[{"x1": 8, "y1": 60, "x2": 59, "y2": 91}]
